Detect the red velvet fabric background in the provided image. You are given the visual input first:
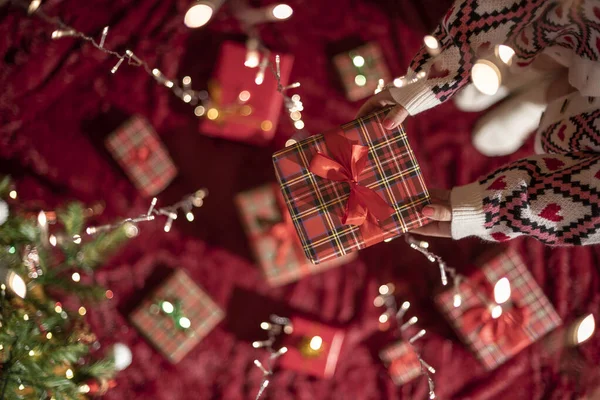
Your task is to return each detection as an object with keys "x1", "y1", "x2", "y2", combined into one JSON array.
[{"x1": 1, "y1": 0, "x2": 599, "y2": 399}]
